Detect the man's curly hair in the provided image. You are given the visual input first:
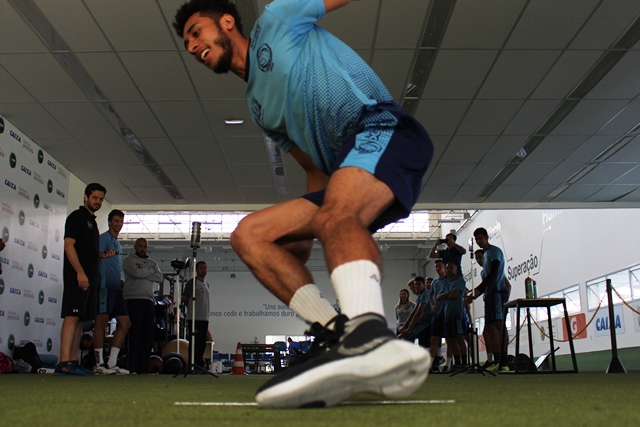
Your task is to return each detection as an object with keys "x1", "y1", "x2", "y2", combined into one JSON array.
[{"x1": 173, "y1": 0, "x2": 244, "y2": 37}]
